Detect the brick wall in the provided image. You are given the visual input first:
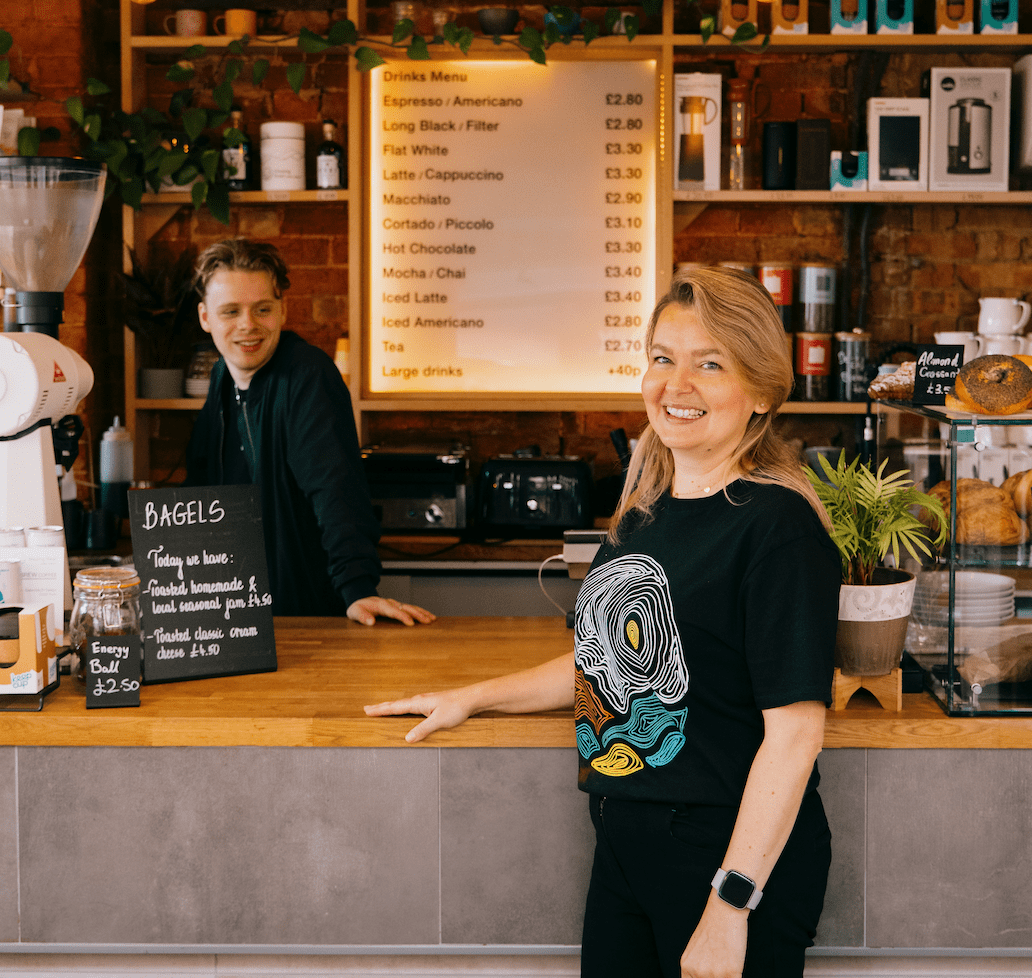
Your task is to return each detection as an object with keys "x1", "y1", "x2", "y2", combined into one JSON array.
[{"x1": 14, "y1": 2, "x2": 1032, "y2": 495}]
